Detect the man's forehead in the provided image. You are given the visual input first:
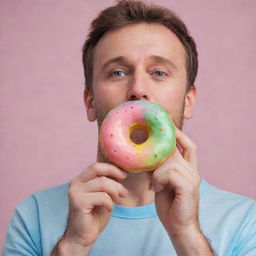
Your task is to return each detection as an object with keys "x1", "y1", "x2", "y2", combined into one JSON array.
[{"x1": 92, "y1": 23, "x2": 186, "y2": 71}]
